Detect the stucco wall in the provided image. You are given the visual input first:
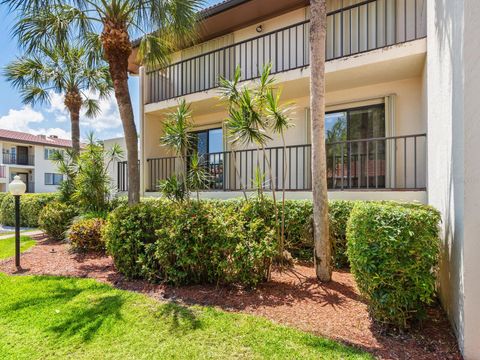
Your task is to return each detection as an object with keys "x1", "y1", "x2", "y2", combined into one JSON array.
[
  {"x1": 33, "y1": 145, "x2": 65, "y2": 193},
  {"x1": 428, "y1": 0, "x2": 480, "y2": 358}
]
